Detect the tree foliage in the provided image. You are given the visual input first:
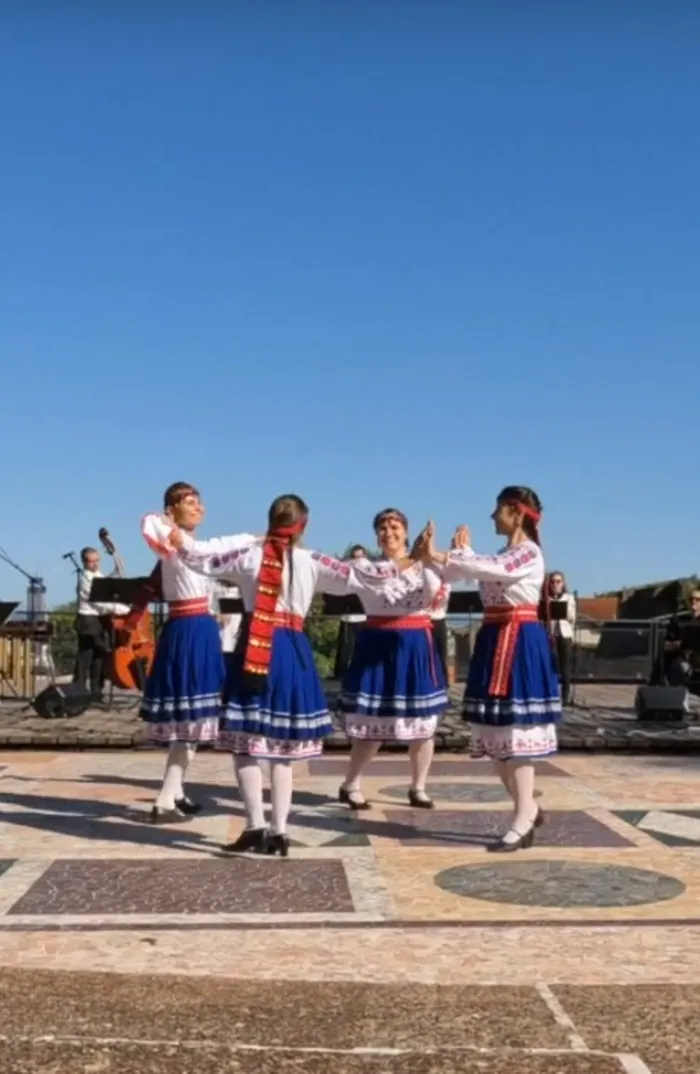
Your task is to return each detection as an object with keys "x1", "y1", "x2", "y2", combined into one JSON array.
[{"x1": 50, "y1": 601, "x2": 78, "y2": 676}]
